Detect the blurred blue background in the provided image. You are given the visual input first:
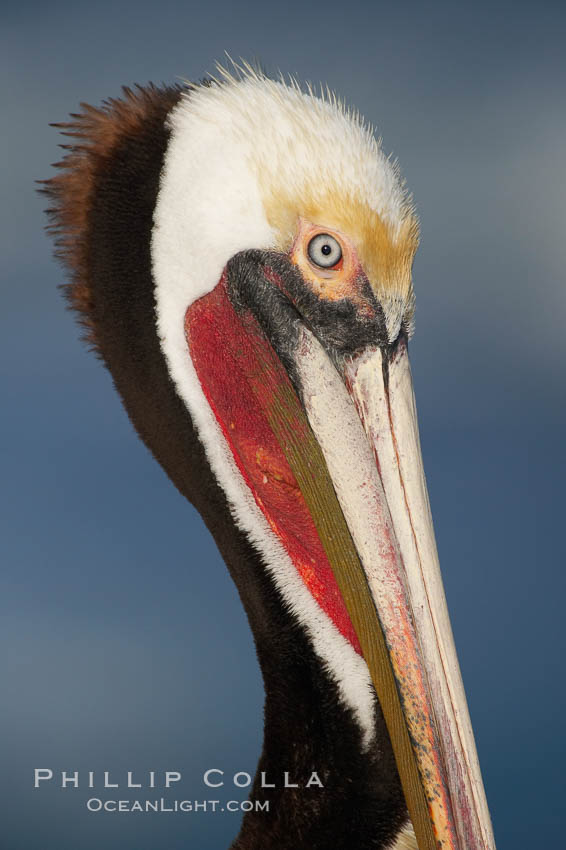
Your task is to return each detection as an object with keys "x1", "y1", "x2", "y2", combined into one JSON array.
[{"x1": 1, "y1": 1, "x2": 565, "y2": 847}]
